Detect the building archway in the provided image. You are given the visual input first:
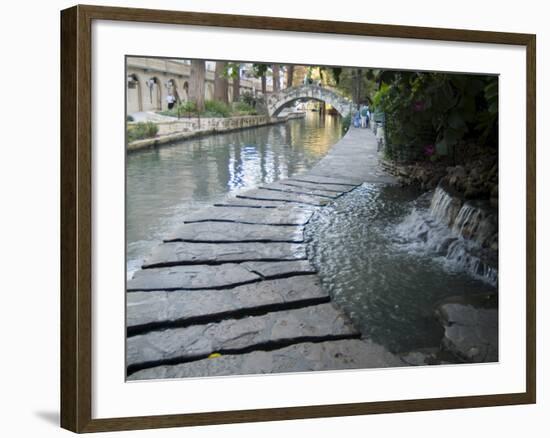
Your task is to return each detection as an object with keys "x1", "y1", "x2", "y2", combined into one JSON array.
[
  {"x1": 146, "y1": 76, "x2": 162, "y2": 111},
  {"x1": 182, "y1": 81, "x2": 189, "y2": 102},
  {"x1": 167, "y1": 79, "x2": 181, "y2": 104},
  {"x1": 126, "y1": 73, "x2": 142, "y2": 113}
]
